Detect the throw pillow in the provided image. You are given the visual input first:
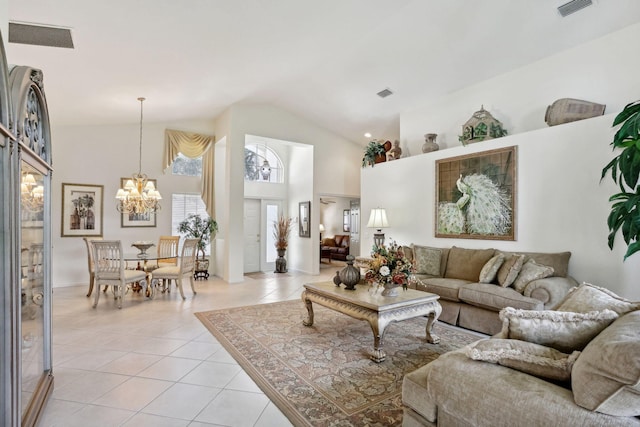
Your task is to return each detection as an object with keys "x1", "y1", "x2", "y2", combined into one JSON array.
[
  {"x1": 478, "y1": 254, "x2": 505, "y2": 283},
  {"x1": 556, "y1": 282, "x2": 640, "y2": 315},
  {"x1": 497, "y1": 307, "x2": 619, "y2": 353},
  {"x1": 572, "y1": 310, "x2": 640, "y2": 416},
  {"x1": 496, "y1": 254, "x2": 525, "y2": 287},
  {"x1": 412, "y1": 245, "x2": 442, "y2": 276},
  {"x1": 512, "y1": 260, "x2": 554, "y2": 294},
  {"x1": 466, "y1": 338, "x2": 580, "y2": 382}
]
